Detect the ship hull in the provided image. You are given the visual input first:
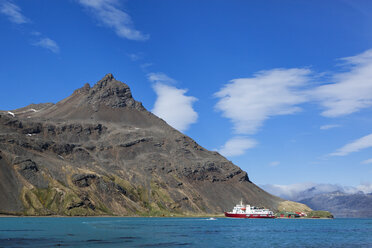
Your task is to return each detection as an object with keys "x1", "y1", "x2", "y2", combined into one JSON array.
[{"x1": 224, "y1": 212, "x2": 275, "y2": 218}]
